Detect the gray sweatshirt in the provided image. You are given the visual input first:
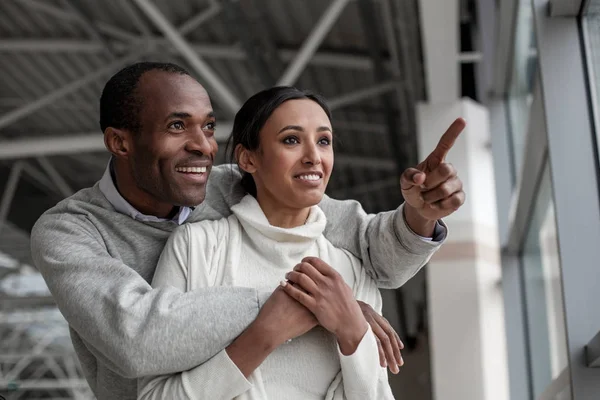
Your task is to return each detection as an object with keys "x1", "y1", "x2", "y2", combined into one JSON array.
[{"x1": 30, "y1": 165, "x2": 445, "y2": 400}]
